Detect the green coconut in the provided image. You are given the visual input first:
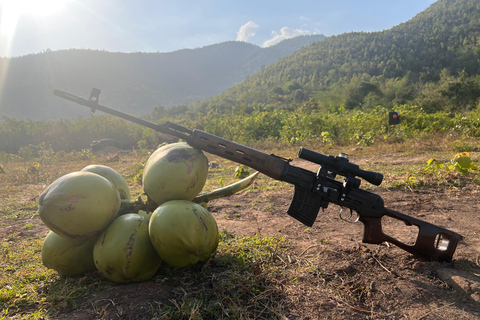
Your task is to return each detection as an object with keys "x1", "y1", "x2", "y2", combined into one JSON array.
[
  {"x1": 80, "y1": 164, "x2": 131, "y2": 200},
  {"x1": 39, "y1": 171, "x2": 121, "y2": 239},
  {"x1": 94, "y1": 213, "x2": 162, "y2": 283},
  {"x1": 41, "y1": 231, "x2": 97, "y2": 277},
  {"x1": 149, "y1": 200, "x2": 219, "y2": 268},
  {"x1": 142, "y1": 142, "x2": 208, "y2": 205}
]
